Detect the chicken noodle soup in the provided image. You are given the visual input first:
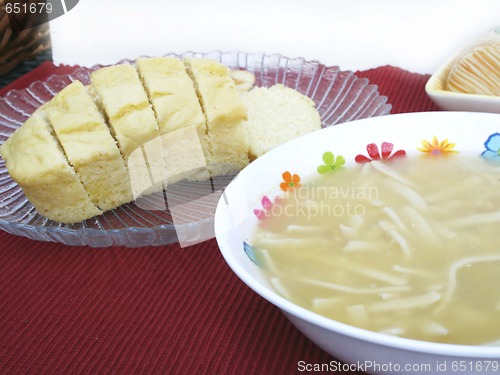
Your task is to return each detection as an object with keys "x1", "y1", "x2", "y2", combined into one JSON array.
[{"x1": 251, "y1": 156, "x2": 500, "y2": 345}]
